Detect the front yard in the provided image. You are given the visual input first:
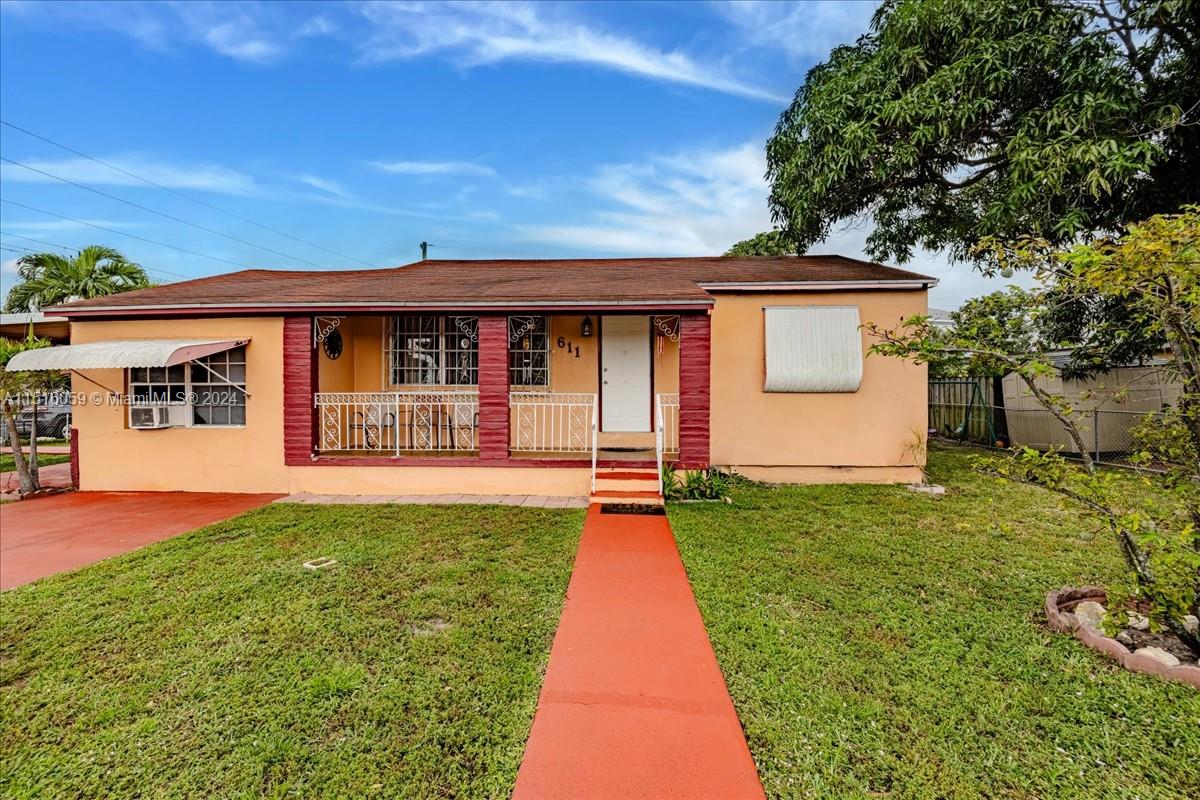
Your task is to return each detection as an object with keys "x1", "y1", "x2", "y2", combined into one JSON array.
[
  {"x1": 670, "y1": 444, "x2": 1200, "y2": 799},
  {"x1": 2, "y1": 445, "x2": 1197, "y2": 798},
  {"x1": 0, "y1": 503, "x2": 583, "y2": 798}
]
